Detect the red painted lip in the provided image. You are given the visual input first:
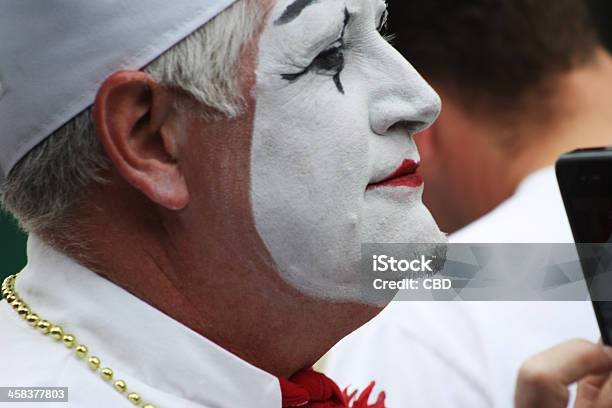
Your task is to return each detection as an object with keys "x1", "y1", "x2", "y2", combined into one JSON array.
[{"x1": 367, "y1": 159, "x2": 424, "y2": 191}]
